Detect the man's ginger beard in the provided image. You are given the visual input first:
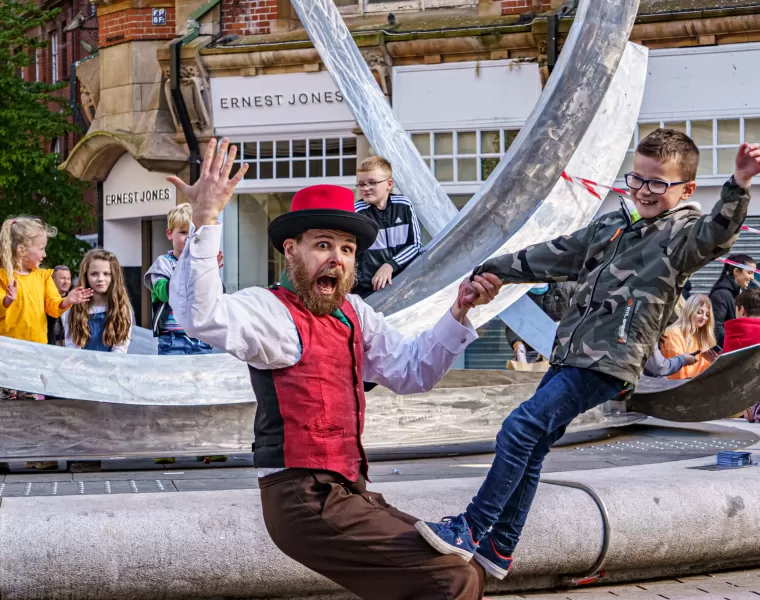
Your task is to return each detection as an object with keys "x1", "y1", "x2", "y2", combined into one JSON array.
[{"x1": 286, "y1": 251, "x2": 356, "y2": 316}]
